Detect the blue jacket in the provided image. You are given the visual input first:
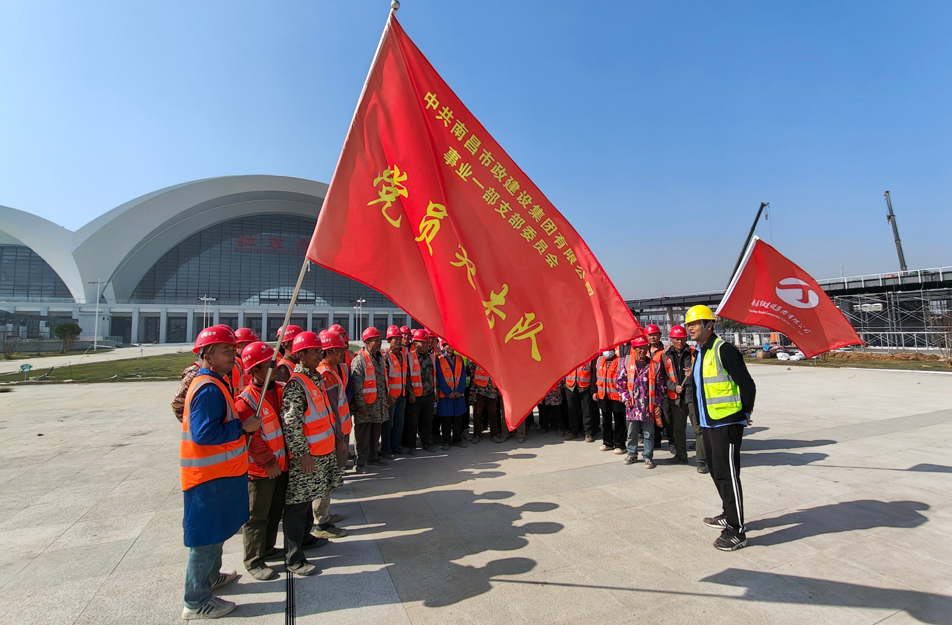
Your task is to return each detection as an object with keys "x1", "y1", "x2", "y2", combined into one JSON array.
[
  {"x1": 436, "y1": 353, "x2": 467, "y2": 417},
  {"x1": 182, "y1": 368, "x2": 249, "y2": 548}
]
